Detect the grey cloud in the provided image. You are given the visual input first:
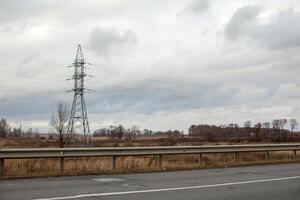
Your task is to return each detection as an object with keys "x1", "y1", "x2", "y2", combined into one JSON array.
[
  {"x1": 0, "y1": 0, "x2": 48, "y2": 23},
  {"x1": 224, "y1": 6, "x2": 260, "y2": 40},
  {"x1": 178, "y1": 0, "x2": 210, "y2": 16},
  {"x1": 225, "y1": 7, "x2": 300, "y2": 49},
  {"x1": 88, "y1": 27, "x2": 138, "y2": 56},
  {"x1": 88, "y1": 88, "x2": 222, "y2": 115},
  {"x1": 86, "y1": 76, "x2": 238, "y2": 116},
  {"x1": 255, "y1": 10, "x2": 300, "y2": 49},
  {"x1": 0, "y1": 93, "x2": 60, "y2": 118}
]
